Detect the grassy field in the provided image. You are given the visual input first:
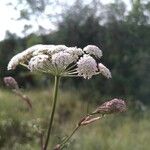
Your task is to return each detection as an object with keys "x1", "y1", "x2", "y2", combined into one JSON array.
[{"x1": 0, "y1": 88, "x2": 149, "y2": 150}]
